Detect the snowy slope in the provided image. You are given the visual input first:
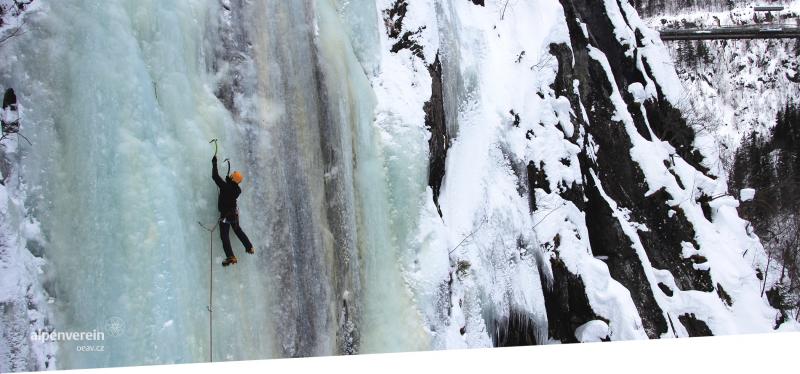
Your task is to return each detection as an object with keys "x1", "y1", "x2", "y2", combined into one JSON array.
[{"x1": 0, "y1": 0, "x2": 794, "y2": 371}]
